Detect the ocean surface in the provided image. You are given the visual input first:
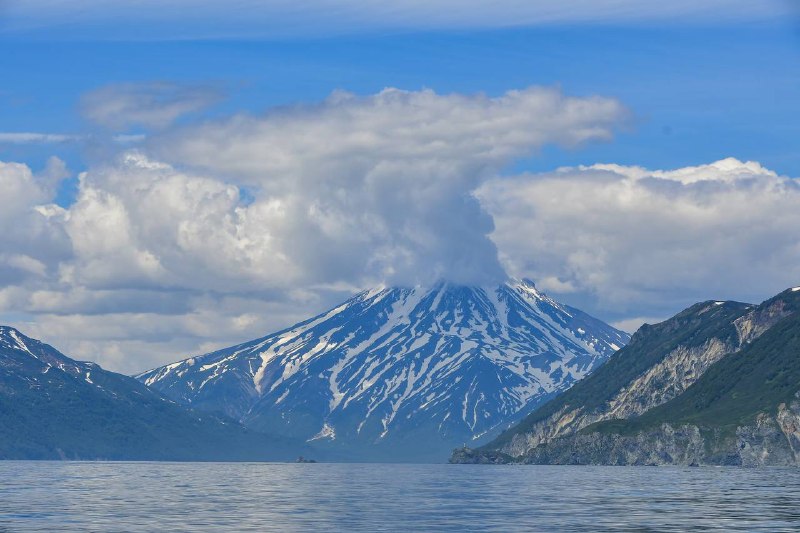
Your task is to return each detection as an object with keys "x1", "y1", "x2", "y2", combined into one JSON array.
[{"x1": 2, "y1": 462, "x2": 800, "y2": 531}]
